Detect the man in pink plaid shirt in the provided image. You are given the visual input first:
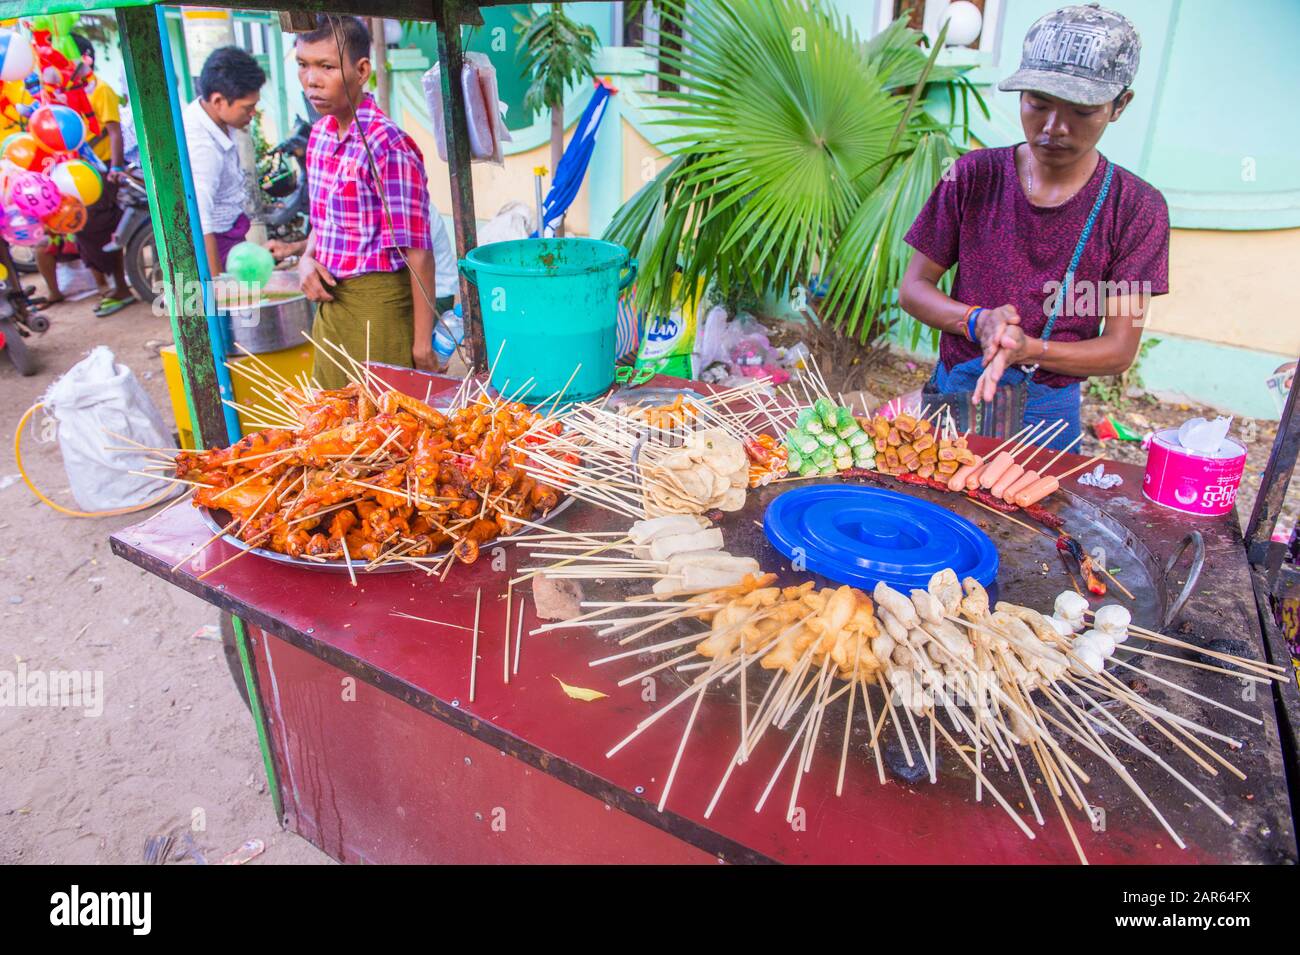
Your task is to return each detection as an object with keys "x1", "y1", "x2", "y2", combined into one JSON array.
[{"x1": 293, "y1": 16, "x2": 439, "y2": 387}]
